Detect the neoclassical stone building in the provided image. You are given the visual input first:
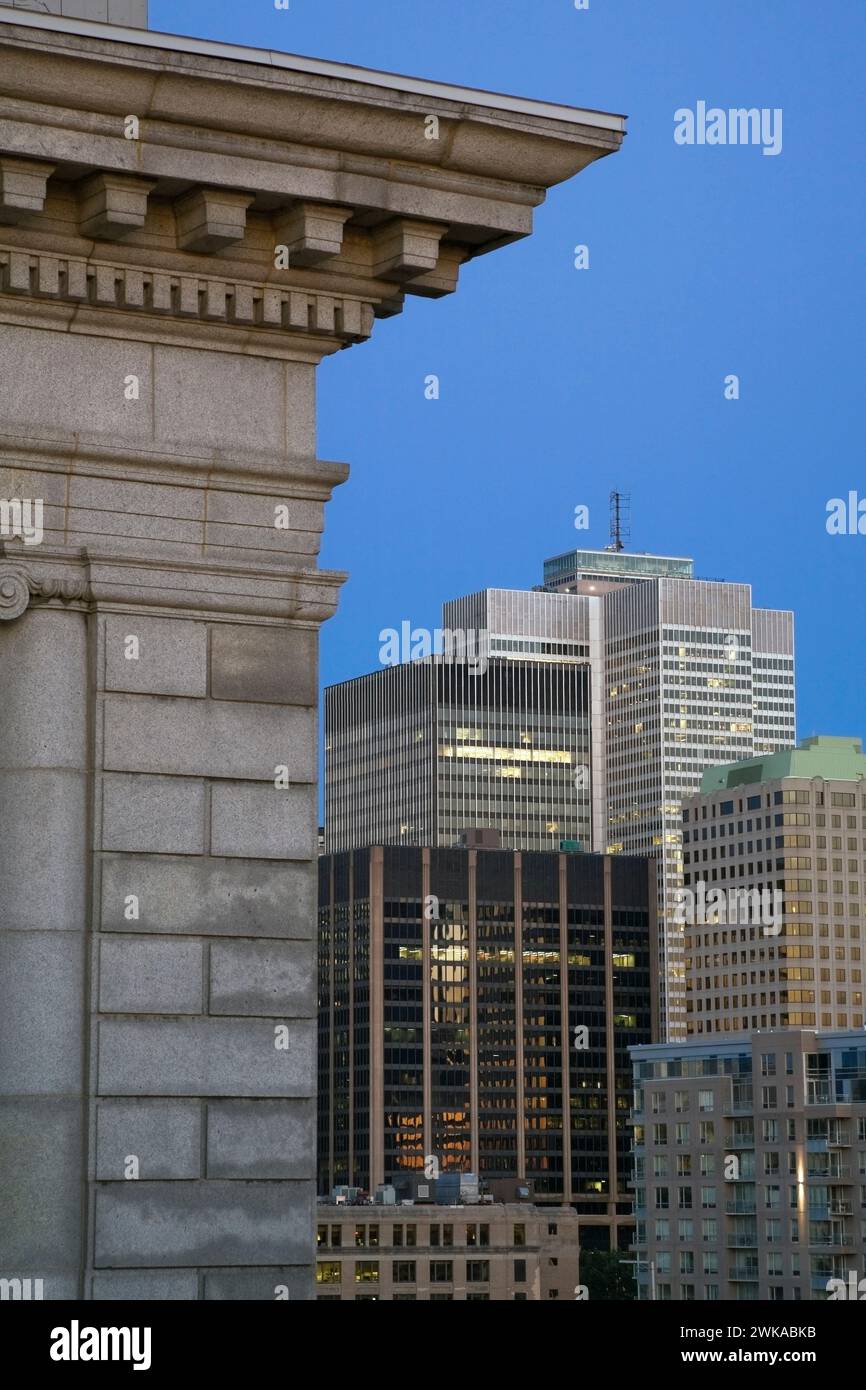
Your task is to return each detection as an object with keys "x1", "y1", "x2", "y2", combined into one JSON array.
[{"x1": 0, "y1": 3, "x2": 624, "y2": 1298}]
